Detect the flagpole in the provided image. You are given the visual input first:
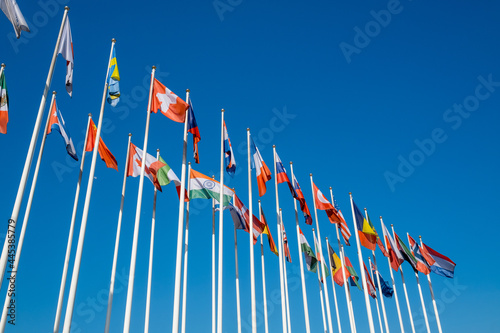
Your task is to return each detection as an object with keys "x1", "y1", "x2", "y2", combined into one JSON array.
[
  {"x1": 391, "y1": 225, "x2": 415, "y2": 333},
  {"x1": 0, "y1": 92, "x2": 57, "y2": 332},
  {"x1": 419, "y1": 236, "x2": 442, "y2": 333},
  {"x1": 326, "y1": 237, "x2": 342, "y2": 333},
  {"x1": 280, "y1": 209, "x2": 292, "y2": 333},
  {"x1": 216, "y1": 109, "x2": 225, "y2": 333},
  {"x1": 0, "y1": 6, "x2": 69, "y2": 293},
  {"x1": 104, "y1": 133, "x2": 132, "y2": 333},
  {"x1": 370, "y1": 252, "x2": 390, "y2": 333},
  {"x1": 212, "y1": 191, "x2": 216, "y2": 333},
  {"x1": 54, "y1": 113, "x2": 92, "y2": 333},
  {"x1": 380, "y1": 217, "x2": 404, "y2": 333},
  {"x1": 180, "y1": 162, "x2": 193, "y2": 333},
  {"x1": 348, "y1": 193, "x2": 375, "y2": 333},
  {"x1": 0, "y1": 64, "x2": 4, "y2": 81},
  {"x1": 272, "y1": 145, "x2": 287, "y2": 333},
  {"x1": 368, "y1": 257, "x2": 384, "y2": 333},
  {"x1": 234, "y1": 218, "x2": 242, "y2": 333},
  {"x1": 63, "y1": 38, "x2": 117, "y2": 333},
  {"x1": 310, "y1": 174, "x2": 334, "y2": 333},
  {"x1": 247, "y1": 130, "x2": 257, "y2": 333},
  {"x1": 313, "y1": 228, "x2": 328, "y2": 333},
  {"x1": 329, "y1": 188, "x2": 355, "y2": 333},
  {"x1": 289, "y1": 163, "x2": 311, "y2": 333},
  {"x1": 407, "y1": 233, "x2": 430, "y2": 333},
  {"x1": 172, "y1": 89, "x2": 191, "y2": 333},
  {"x1": 258, "y1": 200, "x2": 270, "y2": 333},
  {"x1": 122, "y1": 65, "x2": 156, "y2": 333},
  {"x1": 340, "y1": 244, "x2": 357, "y2": 333}
]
